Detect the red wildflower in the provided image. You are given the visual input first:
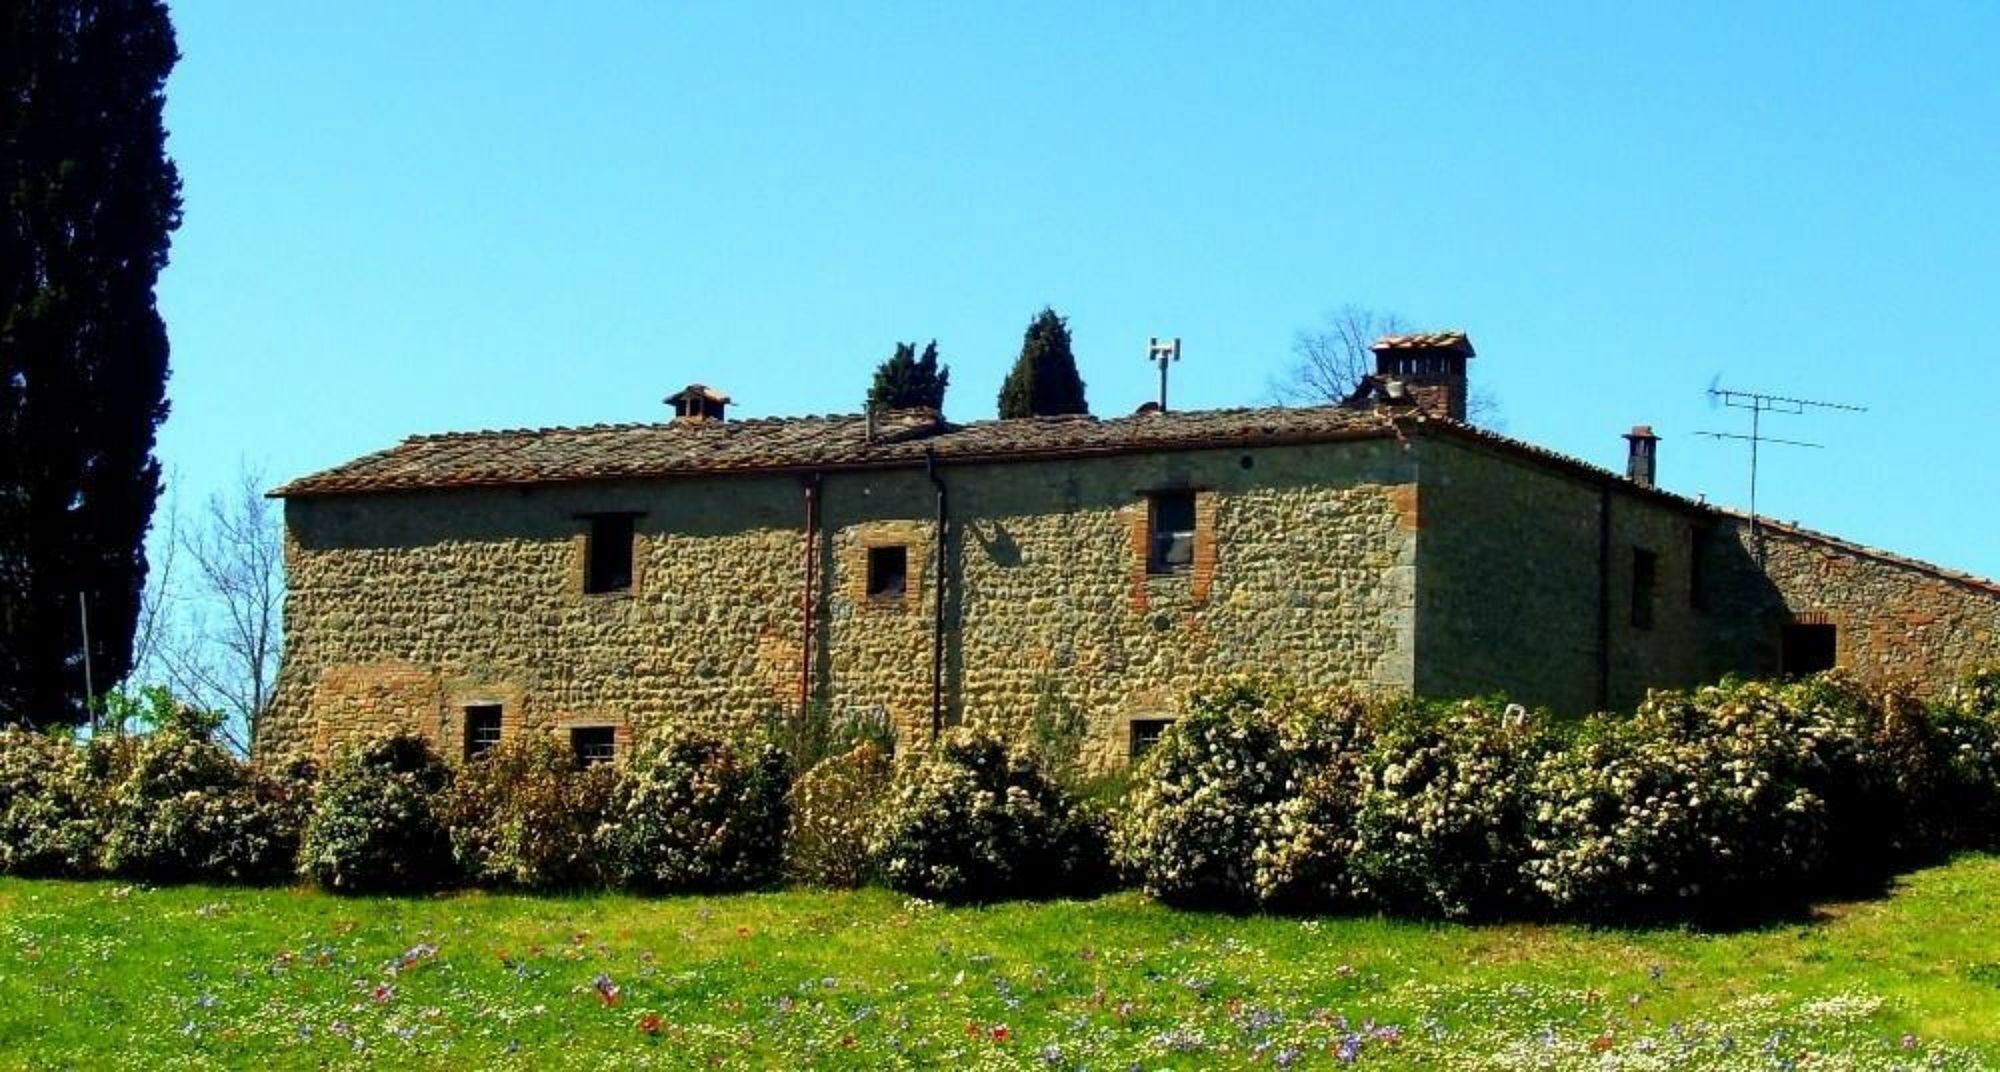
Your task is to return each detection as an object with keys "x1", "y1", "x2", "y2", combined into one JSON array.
[
  {"x1": 637, "y1": 1012, "x2": 663, "y2": 1036},
  {"x1": 991, "y1": 1025, "x2": 1011, "y2": 1043}
]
